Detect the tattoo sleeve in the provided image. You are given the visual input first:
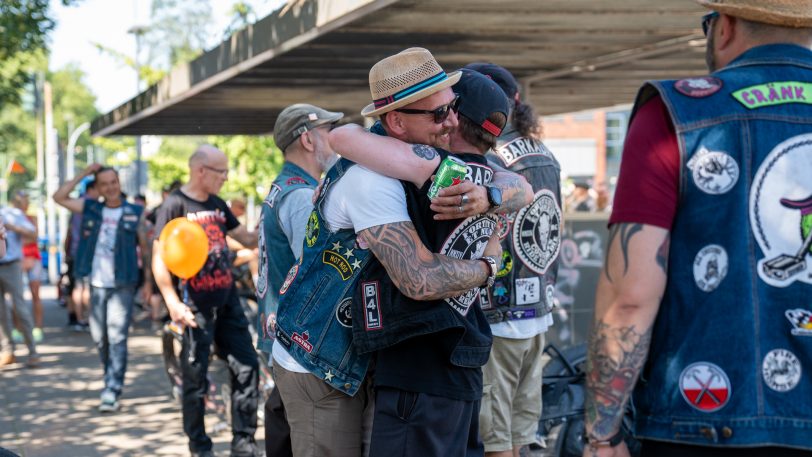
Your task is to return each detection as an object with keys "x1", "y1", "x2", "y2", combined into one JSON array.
[
  {"x1": 359, "y1": 221, "x2": 486, "y2": 300},
  {"x1": 489, "y1": 170, "x2": 529, "y2": 213},
  {"x1": 411, "y1": 144, "x2": 438, "y2": 161},
  {"x1": 585, "y1": 320, "x2": 652, "y2": 440}
]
